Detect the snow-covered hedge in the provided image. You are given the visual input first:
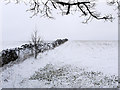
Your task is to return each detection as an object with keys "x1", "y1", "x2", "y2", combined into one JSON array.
[{"x1": 0, "y1": 38, "x2": 68, "y2": 67}]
